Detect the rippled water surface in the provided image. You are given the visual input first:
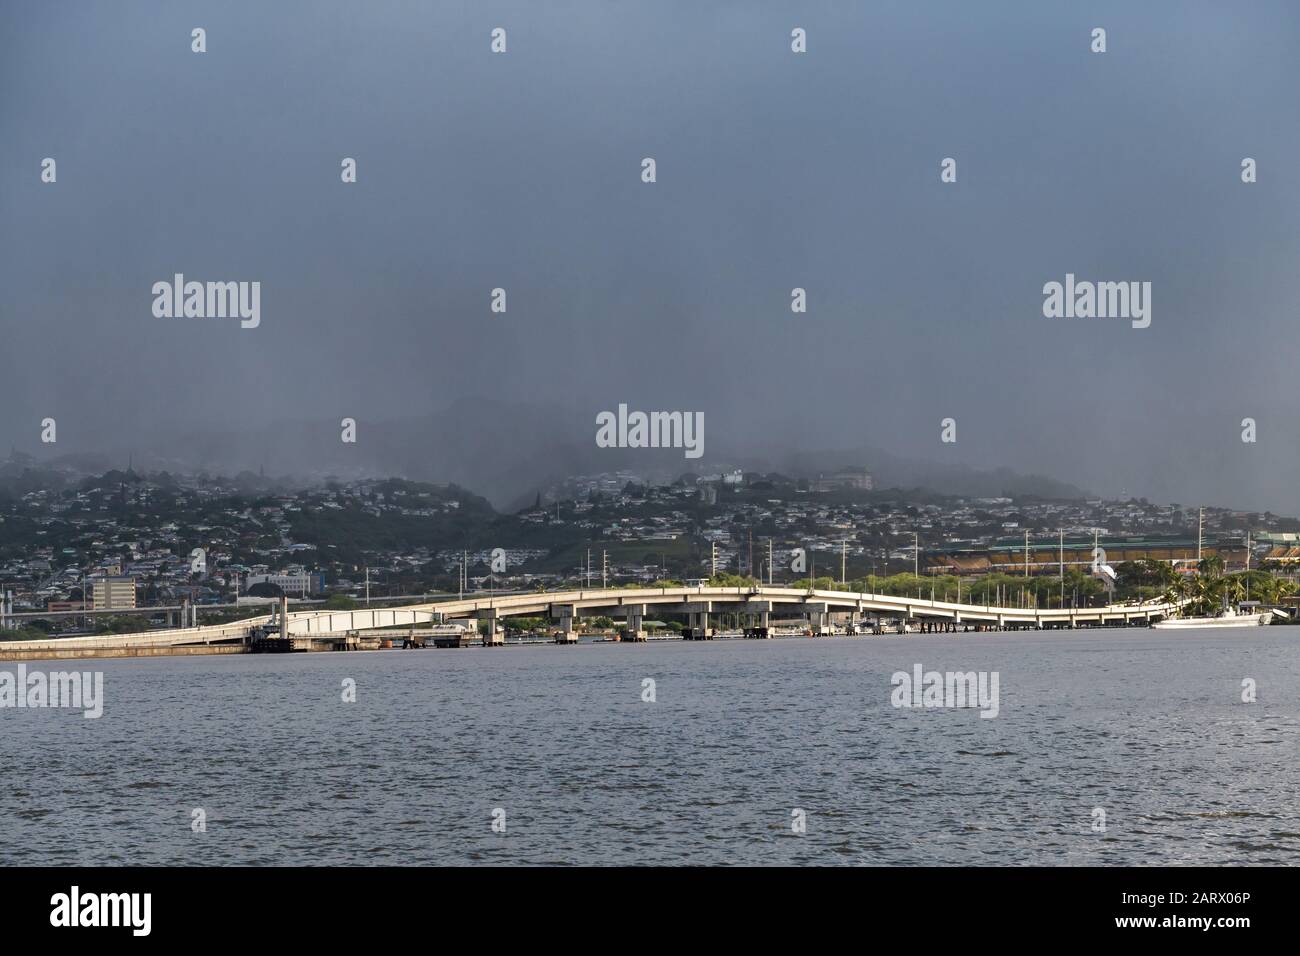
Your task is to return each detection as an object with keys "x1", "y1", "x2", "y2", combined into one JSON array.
[{"x1": 2, "y1": 629, "x2": 1298, "y2": 865}]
